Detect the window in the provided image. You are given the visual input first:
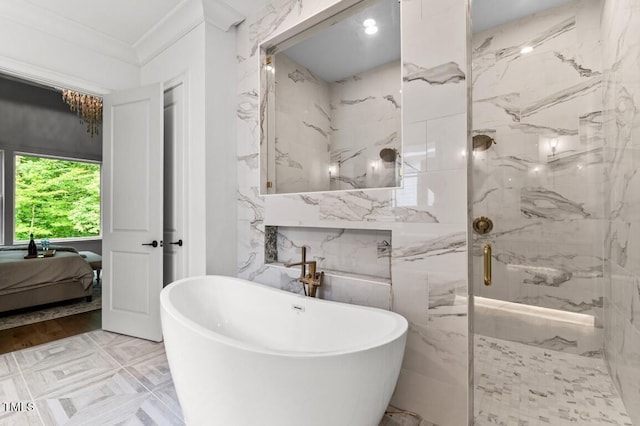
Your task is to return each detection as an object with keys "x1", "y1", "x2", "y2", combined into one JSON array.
[{"x1": 14, "y1": 154, "x2": 100, "y2": 241}]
